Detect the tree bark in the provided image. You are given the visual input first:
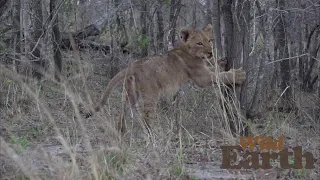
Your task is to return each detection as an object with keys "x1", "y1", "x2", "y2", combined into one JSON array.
[
  {"x1": 192, "y1": 1, "x2": 197, "y2": 28},
  {"x1": 114, "y1": 0, "x2": 128, "y2": 53},
  {"x1": 12, "y1": 0, "x2": 21, "y2": 72},
  {"x1": 298, "y1": 21, "x2": 305, "y2": 87},
  {"x1": 233, "y1": 0, "x2": 250, "y2": 116},
  {"x1": 220, "y1": 0, "x2": 237, "y2": 135},
  {"x1": 205, "y1": 0, "x2": 212, "y2": 25},
  {"x1": 168, "y1": 0, "x2": 182, "y2": 49},
  {"x1": 156, "y1": 0, "x2": 164, "y2": 53},
  {"x1": 248, "y1": 0, "x2": 271, "y2": 118},
  {"x1": 30, "y1": 0, "x2": 44, "y2": 79},
  {"x1": 140, "y1": 2, "x2": 148, "y2": 57},
  {"x1": 148, "y1": 7, "x2": 156, "y2": 55},
  {"x1": 50, "y1": 0, "x2": 62, "y2": 81},
  {"x1": 212, "y1": 0, "x2": 222, "y2": 57},
  {"x1": 220, "y1": 0, "x2": 249, "y2": 135},
  {"x1": 318, "y1": 66, "x2": 320, "y2": 98},
  {"x1": 303, "y1": 25, "x2": 320, "y2": 90},
  {"x1": 220, "y1": 0, "x2": 234, "y2": 69},
  {"x1": 275, "y1": 0, "x2": 292, "y2": 107},
  {"x1": 0, "y1": 0, "x2": 10, "y2": 20}
]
